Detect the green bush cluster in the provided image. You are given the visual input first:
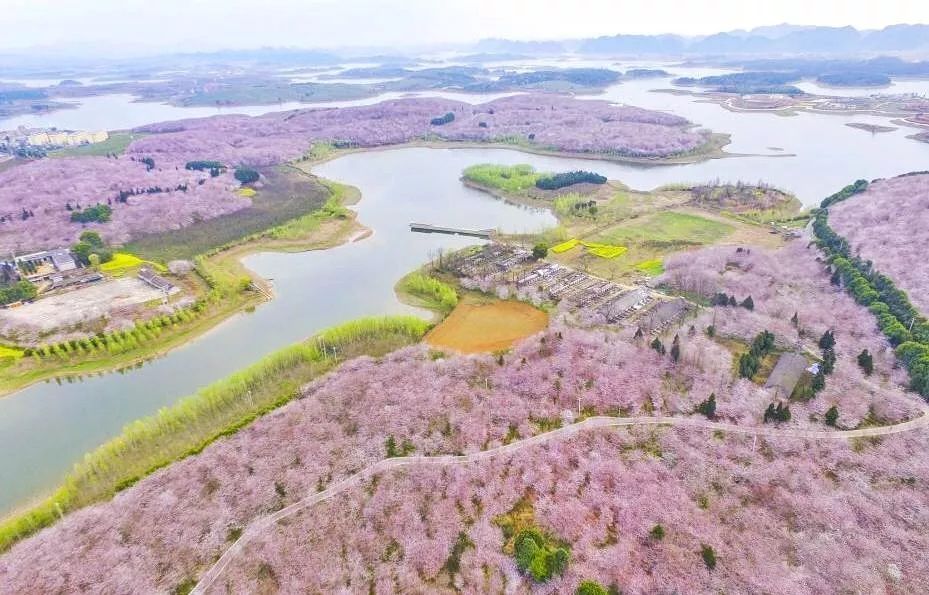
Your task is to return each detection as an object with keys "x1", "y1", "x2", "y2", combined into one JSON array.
[
  {"x1": 819, "y1": 178, "x2": 869, "y2": 208},
  {"x1": 695, "y1": 393, "x2": 716, "y2": 419},
  {"x1": 514, "y1": 528, "x2": 570, "y2": 582},
  {"x1": 813, "y1": 181, "x2": 929, "y2": 396},
  {"x1": 576, "y1": 581, "x2": 608, "y2": 595},
  {"x1": 711, "y1": 293, "x2": 753, "y2": 309},
  {"x1": 72, "y1": 231, "x2": 114, "y2": 265},
  {"x1": 430, "y1": 112, "x2": 455, "y2": 126},
  {"x1": 535, "y1": 170, "x2": 606, "y2": 190},
  {"x1": 234, "y1": 166, "x2": 260, "y2": 184},
  {"x1": 70, "y1": 203, "x2": 112, "y2": 223},
  {"x1": 400, "y1": 273, "x2": 458, "y2": 313},
  {"x1": 0, "y1": 280, "x2": 37, "y2": 306},
  {"x1": 738, "y1": 330, "x2": 775, "y2": 379},
  {"x1": 763, "y1": 401, "x2": 791, "y2": 423},
  {"x1": 184, "y1": 160, "x2": 225, "y2": 172}
]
